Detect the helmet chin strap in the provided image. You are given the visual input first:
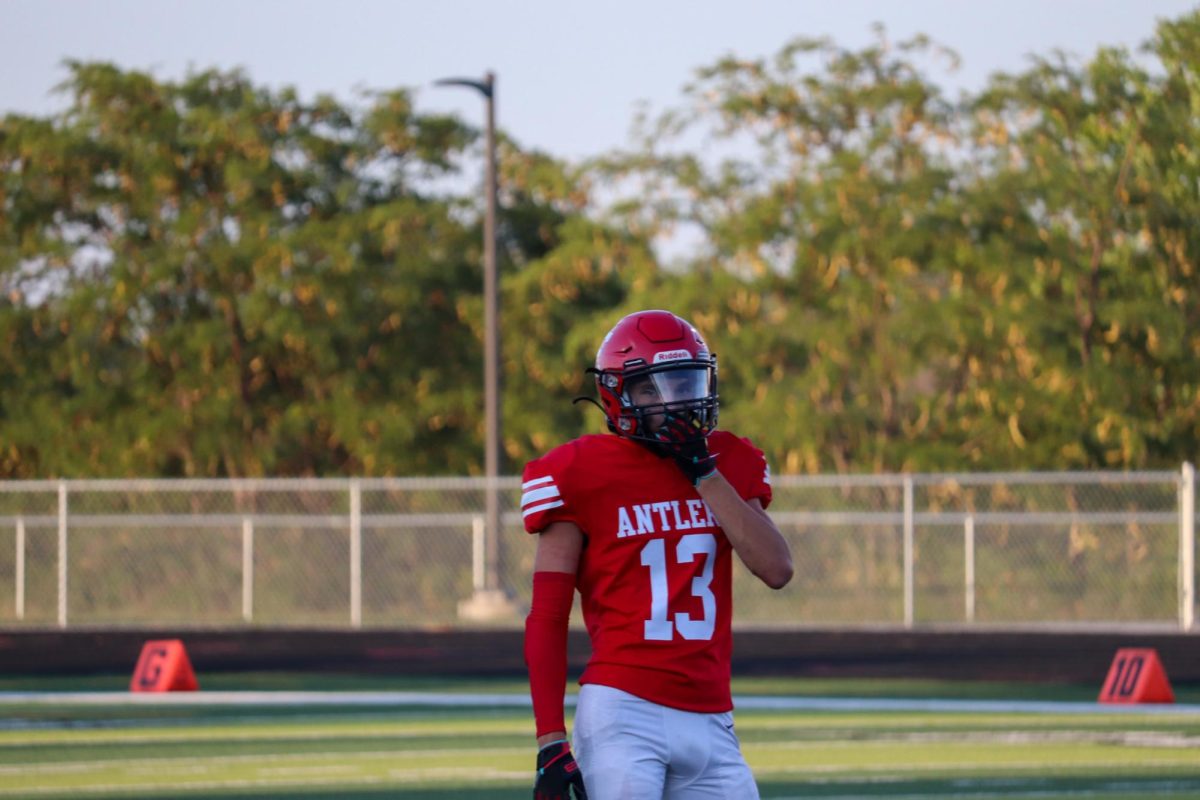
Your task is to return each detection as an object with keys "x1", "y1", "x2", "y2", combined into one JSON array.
[
  {"x1": 574, "y1": 368, "x2": 612, "y2": 428},
  {"x1": 571, "y1": 395, "x2": 607, "y2": 414},
  {"x1": 572, "y1": 394, "x2": 632, "y2": 439}
]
